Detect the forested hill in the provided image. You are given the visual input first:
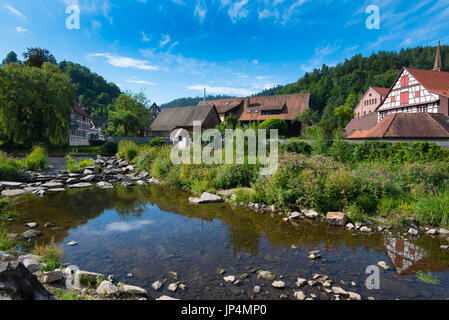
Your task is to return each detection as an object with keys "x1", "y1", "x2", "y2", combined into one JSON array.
[
  {"x1": 160, "y1": 95, "x2": 236, "y2": 108},
  {"x1": 271, "y1": 45, "x2": 449, "y2": 117},
  {"x1": 59, "y1": 61, "x2": 121, "y2": 120}
]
